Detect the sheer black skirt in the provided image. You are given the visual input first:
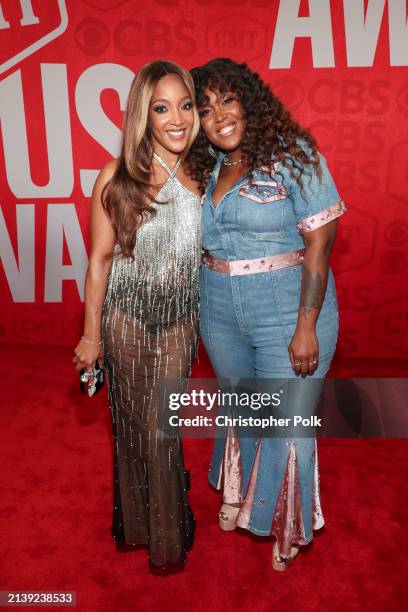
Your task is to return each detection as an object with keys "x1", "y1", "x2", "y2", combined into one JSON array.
[{"x1": 102, "y1": 303, "x2": 197, "y2": 574}]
